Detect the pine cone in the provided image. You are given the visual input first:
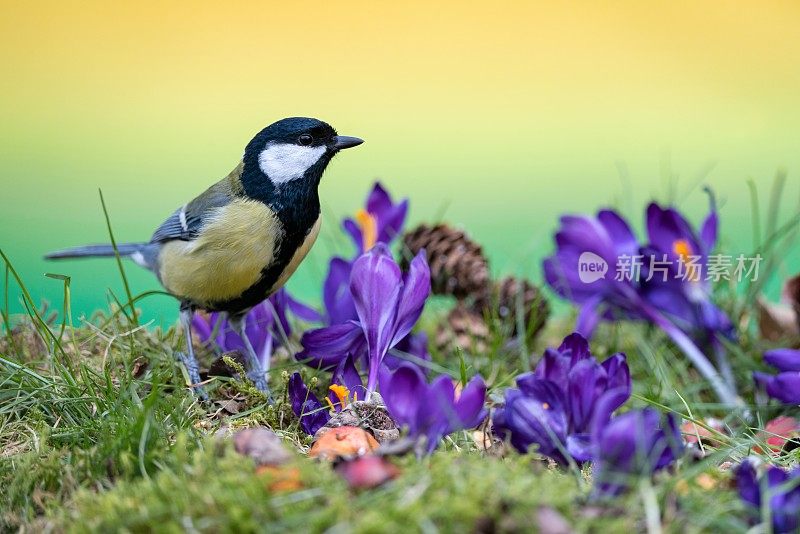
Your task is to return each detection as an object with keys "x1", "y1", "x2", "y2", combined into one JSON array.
[
  {"x1": 403, "y1": 224, "x2": 490, "y2": 298},
  {"x1": 436, "y1": 305, "x2": 491, "y2": 354},
  {"x1": 473, "y1": 276, "x2": 549, "y2": 341}
]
